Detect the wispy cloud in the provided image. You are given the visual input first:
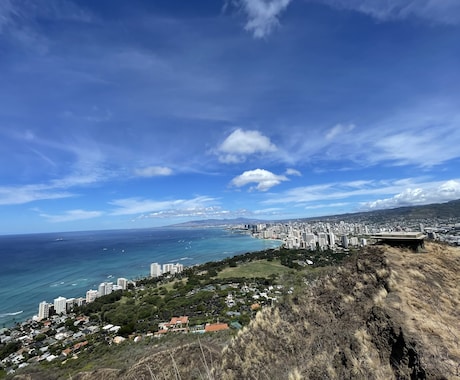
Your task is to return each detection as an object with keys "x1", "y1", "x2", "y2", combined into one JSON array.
[
  {"x1": 311, "y1": 0, "x2": 460, "y2": 24},
  {"x1": 0, "y1": 185, "x2": 73, "y2": 206},
  {"x1": 0, "y1": 0, "x2": 92, "y2": 53},
  {"x1": 282, "y1": 100, "x2": 460, "y2": 169},
  {"x1": 109, "y1": 196, "x2": 219, "y2": 216},
  {"x1": 0, "y1": 169, "x2": 109, "y2": 206},
  {"x1": 0, "y1": 0, "x2": 92, "y2": 31},
  {"x1": 304, "y1": 202, "x2": 350, "y2": 210},
  {"x1": 231, "y1": 0, "x2": 292, "y2": 38},
  {"x1": 0, "y1": 0, "x2": 17, "y2": 32},
  {"x1": 325, "y1": 123, "x2": 355, "y2": 140},
  {"x1": 231, "y1": 168, "x2": 288, "y2": 191},
  {"x1": 135, "y1": 207, "x2": 248, "y2": 220},
  {"x1": 134, "y1": 166, "x2": 173, "y2": 177},
  {"x1": 217, "y1": 128, "x2": 277, "y2": 163},
  {"x1": 285, "y1": 168, "x2": 301, "y2": 176},
  {"x1": 39, "y1": 209, "x2": 103, "y2": 223}
]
